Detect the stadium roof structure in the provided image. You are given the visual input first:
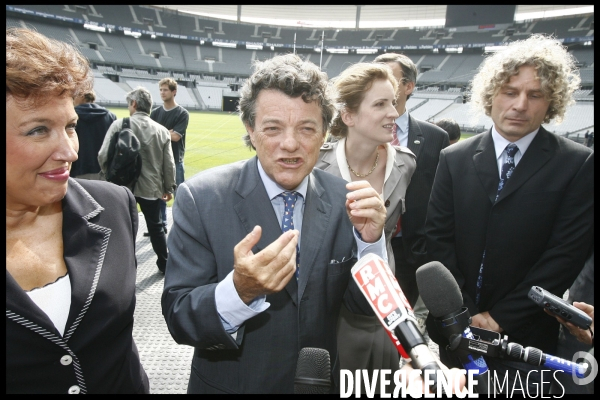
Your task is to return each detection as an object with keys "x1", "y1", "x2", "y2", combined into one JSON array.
[{"x1": 155, "y1": 5, "x2": 594, "y2": 29}]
